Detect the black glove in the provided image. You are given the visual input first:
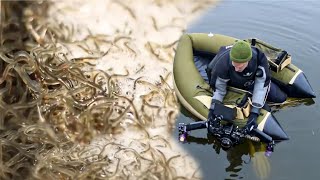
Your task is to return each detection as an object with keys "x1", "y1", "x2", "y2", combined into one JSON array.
[
  {"x1": 208, "y1": 99, "x2": 222, "y2": 128},
  {"x1": 208, "y1": 99, "x2": 222, "y2": 120},
  {"x1": 208, "y1": 108, "x2": 217, "y2": 126},
  {"x1": 208, "y1": 108, "x2": 215, "y2": 121},
  {"x1": 207, "y1": 108, "x2": 220, "y2": 135},
  {"x1": 244, "y1": 112, "x2": 258, "y2": 133}
]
